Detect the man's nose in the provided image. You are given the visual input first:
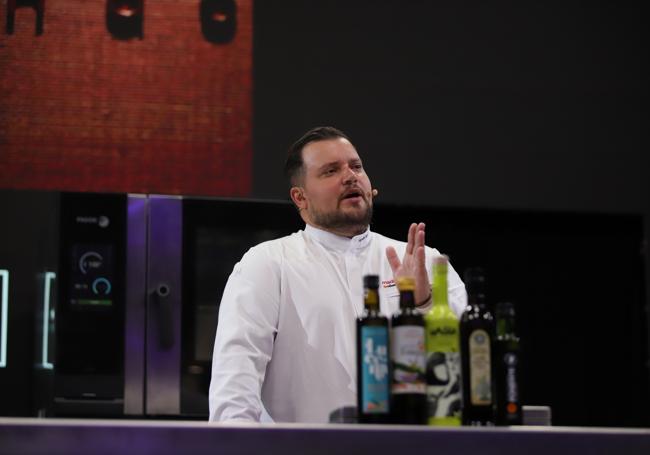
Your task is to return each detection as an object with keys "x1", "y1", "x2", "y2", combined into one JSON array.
[{"x1": 342, "y1": 166, "x2": 358, "y2": 184}]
